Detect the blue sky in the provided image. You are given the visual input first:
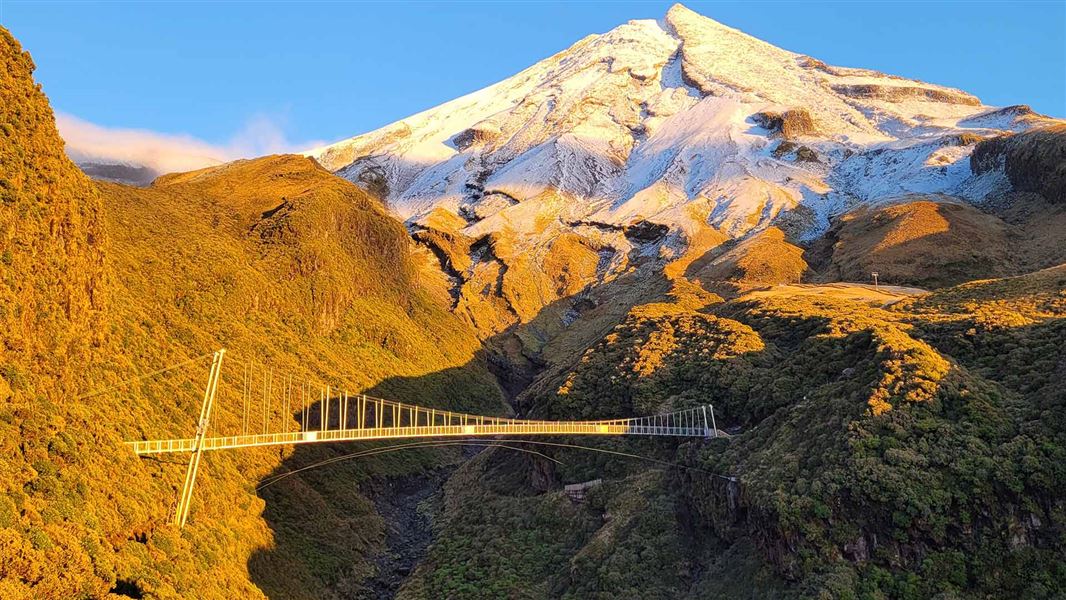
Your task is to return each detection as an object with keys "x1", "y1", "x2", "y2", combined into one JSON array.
[{"x1": 2, "y1": 0, "x2": 1063, "y2": 160}]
